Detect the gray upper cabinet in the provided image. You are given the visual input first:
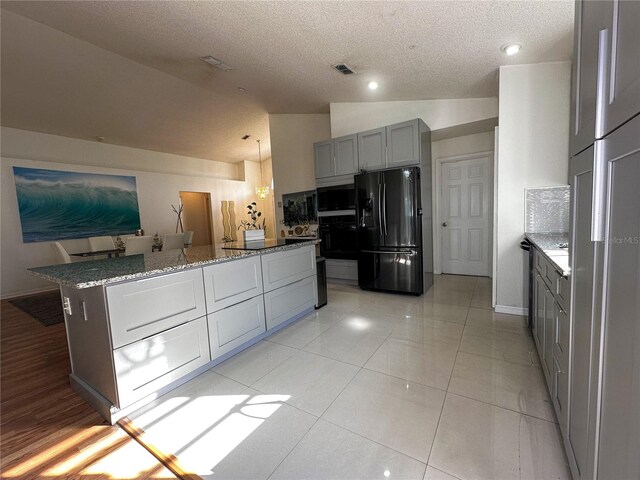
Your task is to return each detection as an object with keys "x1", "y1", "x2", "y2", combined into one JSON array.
[
  {"x1": 601, "y1": 0, "x2": 640, "y2": 136},
  {"x1": 314, "y1": 135, "x2": 358, "y2": 185},
  {"x1": 315, "y1": 118, "x2": 428, "y2": 185},
  {"x1": 570, "y1": 0, "x2": 612, "y2": 156},
  {"x1": 357, "y1": 127, "x2": 386, "y2": 171},
  {"x1": 386, "y1": 119, "x2": 421, "y2": 167},
  {"x1": 314, "y1": 140, "x2": 334, "y2": 179},
  {"x1": 333, "y1": 134, "x2": 359, "y2": 176}
]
